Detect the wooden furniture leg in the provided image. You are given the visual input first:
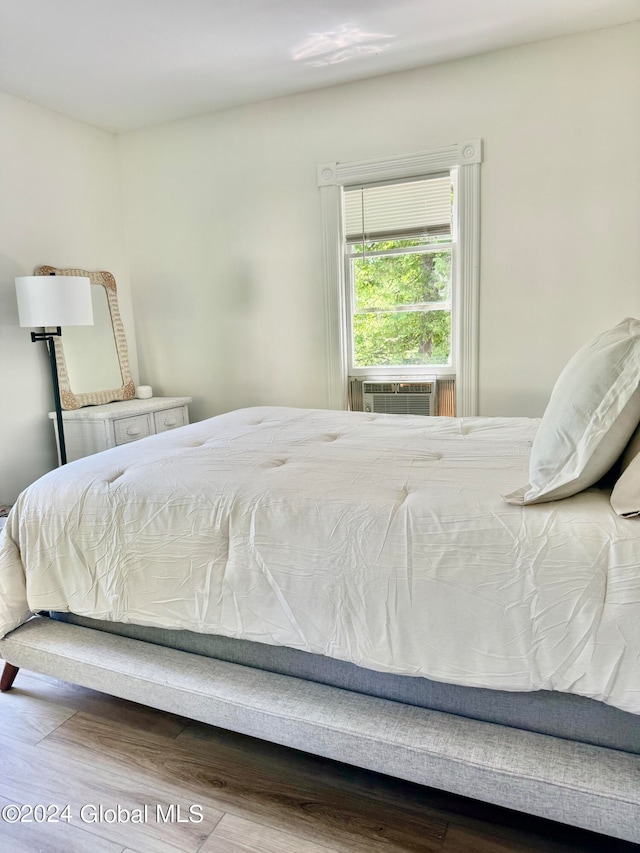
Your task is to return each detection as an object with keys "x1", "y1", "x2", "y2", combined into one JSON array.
[{"x1": 0, "y1": 663, "x2": 19, "y2": 691}]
